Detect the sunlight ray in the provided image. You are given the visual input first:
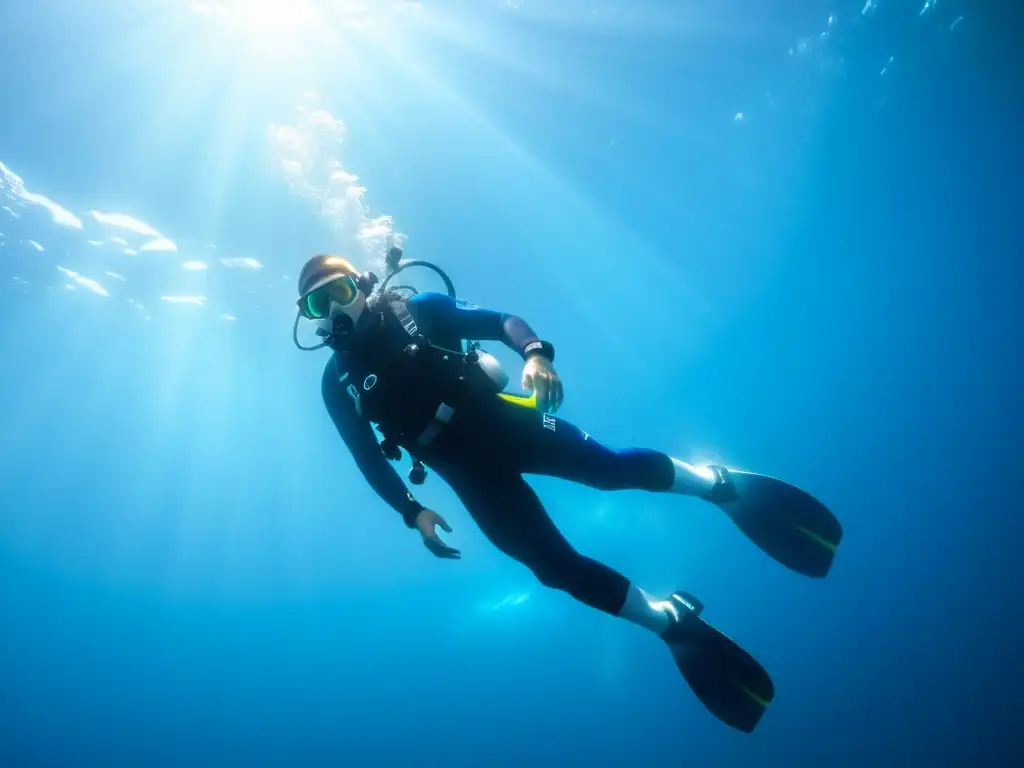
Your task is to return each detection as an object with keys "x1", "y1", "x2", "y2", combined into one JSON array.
[
  {"x1": 413, "y1": 4, "x2": 741, "y2": 170},
  {"x1": 363, "y1": 39, "x2": 701, "y2": 351}
]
